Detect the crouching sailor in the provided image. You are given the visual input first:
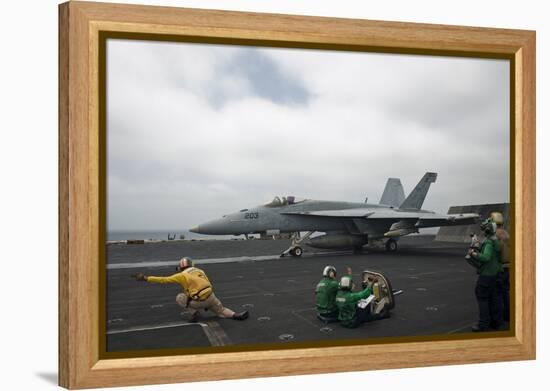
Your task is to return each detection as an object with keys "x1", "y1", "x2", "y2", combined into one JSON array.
[
  {"x1": 335, "y1": 267, "x2": 389, "y2": 328},
  {"x1": 133, "y1": 257, "x2": 249, "y2": 322},
  {"x1": 315, "y1": 265, "x2": 340, "y2": 322}
]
